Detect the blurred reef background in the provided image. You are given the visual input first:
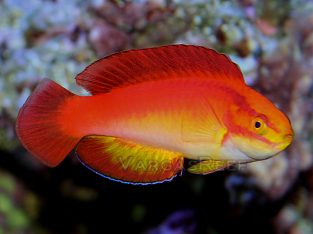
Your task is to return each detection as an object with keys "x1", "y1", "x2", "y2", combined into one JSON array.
[{"x1": 0, "y1": 0, "x2": 313, "y2": 233}]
